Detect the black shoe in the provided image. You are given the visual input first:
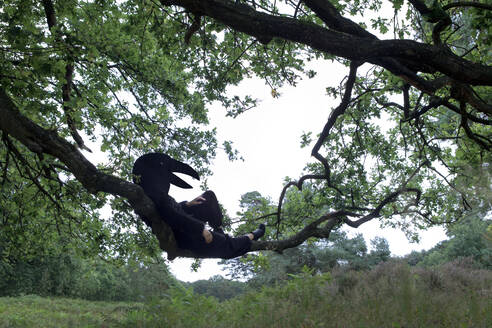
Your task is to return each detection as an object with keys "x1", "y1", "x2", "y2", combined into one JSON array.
[{"x1": 251, "y1": 223, "x2": 266, "y2": 240}]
